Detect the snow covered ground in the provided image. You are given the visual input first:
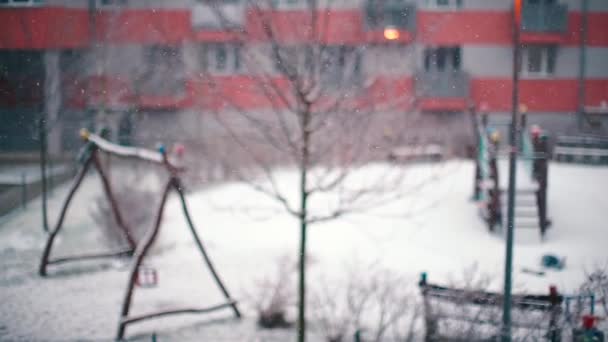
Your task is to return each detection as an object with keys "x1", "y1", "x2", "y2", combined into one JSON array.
[
  {"x1": 0, "y1": 164, "x2": 70, "y2": 185},
  {"x1": 0, "y1": 160, "x2": 607, "y2": 341}
]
